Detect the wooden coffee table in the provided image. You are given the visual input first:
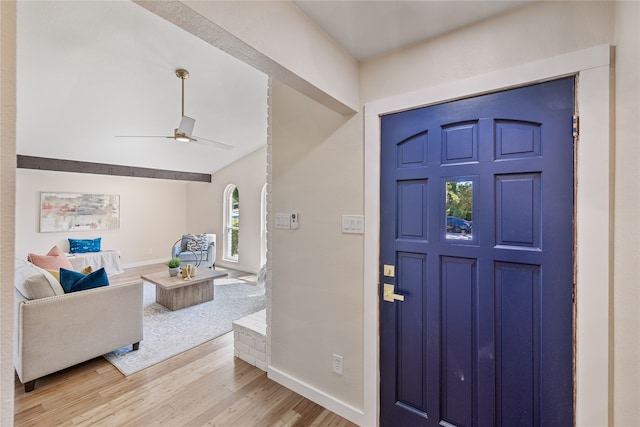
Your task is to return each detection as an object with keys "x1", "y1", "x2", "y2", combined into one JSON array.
[{"x1": 141, "y1": 268, "x2": 228, "y2": 311}]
